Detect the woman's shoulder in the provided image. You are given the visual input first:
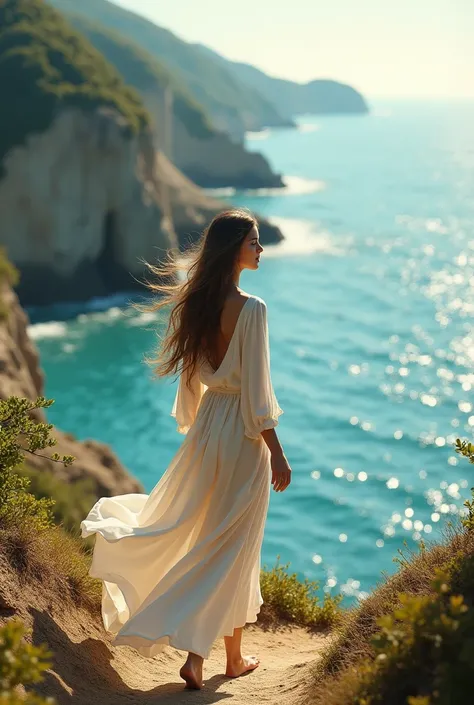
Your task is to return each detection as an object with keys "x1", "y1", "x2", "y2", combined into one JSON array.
[
  {"x1": 239, "y1": 294, "x2": 268, "y2": 331},
  {"x1": 240, "y1": 291, "x2": 267, "y2": 309}
]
